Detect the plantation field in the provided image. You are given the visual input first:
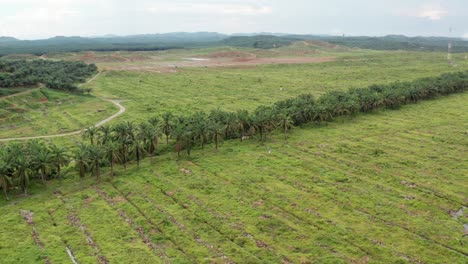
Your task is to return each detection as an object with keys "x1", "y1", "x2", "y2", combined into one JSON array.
[
  {"x1": 1, "y1": 93, "x2": 466, "y2": 263},
  {"x1": 2, "y1": 46, "x2": 468, "y2": 140},
  {"x1": 0, "y1": 89, "x2": 116, "y2": 139},
  {"x1": 87, "y1": 51, "x2": 468, "y2": 122}
]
